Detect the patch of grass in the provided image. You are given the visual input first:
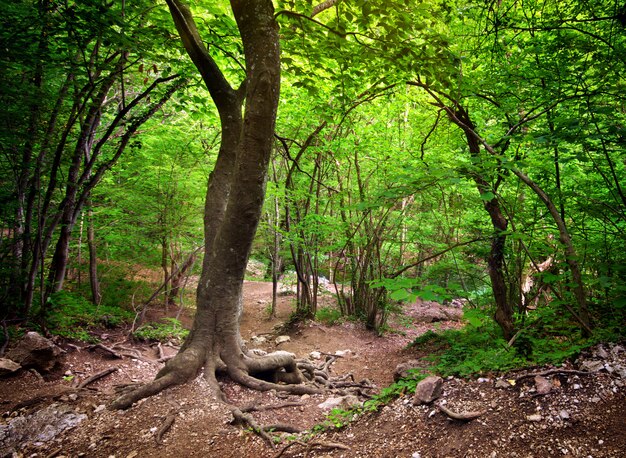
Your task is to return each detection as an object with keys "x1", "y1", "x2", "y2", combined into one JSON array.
[
  {"x1": 133, "y1": 317, "x2": 189, "y2": 343},
  {"x1": 45, "y1": 291, "x2": 133, "y2": 342},
  {"x1": 315, "y1": 306, "x2": 343, "y2": 325}
]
